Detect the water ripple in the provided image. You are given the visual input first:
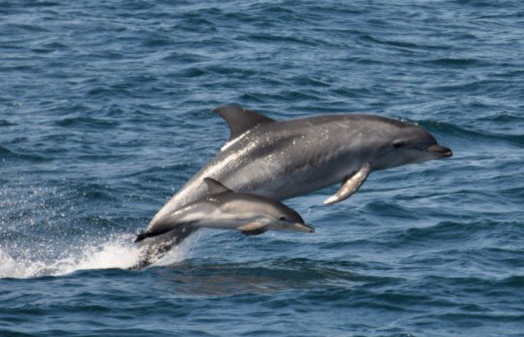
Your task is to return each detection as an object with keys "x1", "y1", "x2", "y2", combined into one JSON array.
[{"x1": 1, "y1": 0, "x2": 524, "y2": 336}]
